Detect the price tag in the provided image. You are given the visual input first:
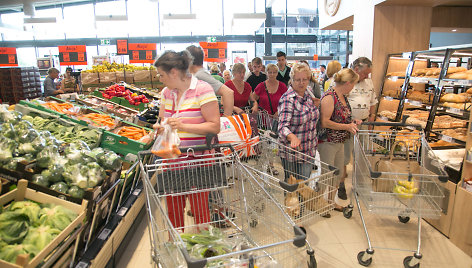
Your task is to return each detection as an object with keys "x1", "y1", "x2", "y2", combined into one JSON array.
[
  {"x1": 132, "y1": 50, "x2": 139, "y2": 60},
  {"x1": 63, "y1": 52, "x2": 70, "y2": 62},
  {"x1": 384, "y1": 96, "x2": 393, "y2": 101},
  {"x1": 78, "y1": 52, "x2": 85, "y2": 62},
  {"x1": 379, "y1": 116, "x2": 389, "y2": 121},
  {"x1": 128, "y1": 43, "x2": 156, "y2": 63},
  {"x1": 117, "y1": 207, "x2": 128, "y2": 217},
  {"x1": 58, "y1": 45, "x2": 87, "y2": 65},
  {"x1": 455, "y1": 80, "x2": 470, "y2": 86},
  {"x1": 406, "y1": 126, "x2": 416, "y2": 131},
  {"x1": 146, "y1": 50, "x2": 153, "y2": 60},
  {"x1": 132, "y1": 189, "x2": 142, "y2": 196},
  {"x1": 8, "y1": 54, "x2": 15, "y2": 63},
  {"x1": 75, "y1": 262, "x2": 89, "y2": 268},
  {"x1": 441, "y1": 135, "x2": 453, "y2": 143},
  {"x1": 446, "y1": 107, "x2": 463, "y2": 115},
  {"x1": 98, "y1": 228, "x2": 112, "y2": 240},
  {"x1": 409, "y1": 100, "x2": 422, "y2": 106},
  {"x1": 0, "y1": 47, "x2": 18, "y2": 66}
]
